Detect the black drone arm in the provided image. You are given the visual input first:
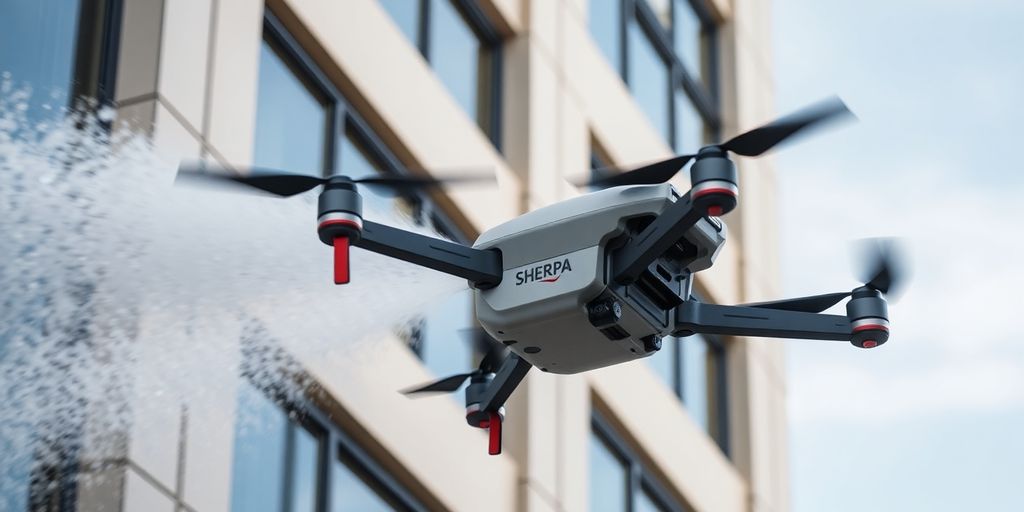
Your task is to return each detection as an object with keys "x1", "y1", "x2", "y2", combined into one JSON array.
[
  {"x1": 353, "y1": 221, "x2": 503, "y2": 288},
  {"x1": 611, "y1": 192, "x2": 704, "y2": 285},
  {"x1": 478, "y1": 353, "x2": 533, "y2": 413},
  {"x1": 673, "y1": 300, "x2": 852, "y2": 341}
]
